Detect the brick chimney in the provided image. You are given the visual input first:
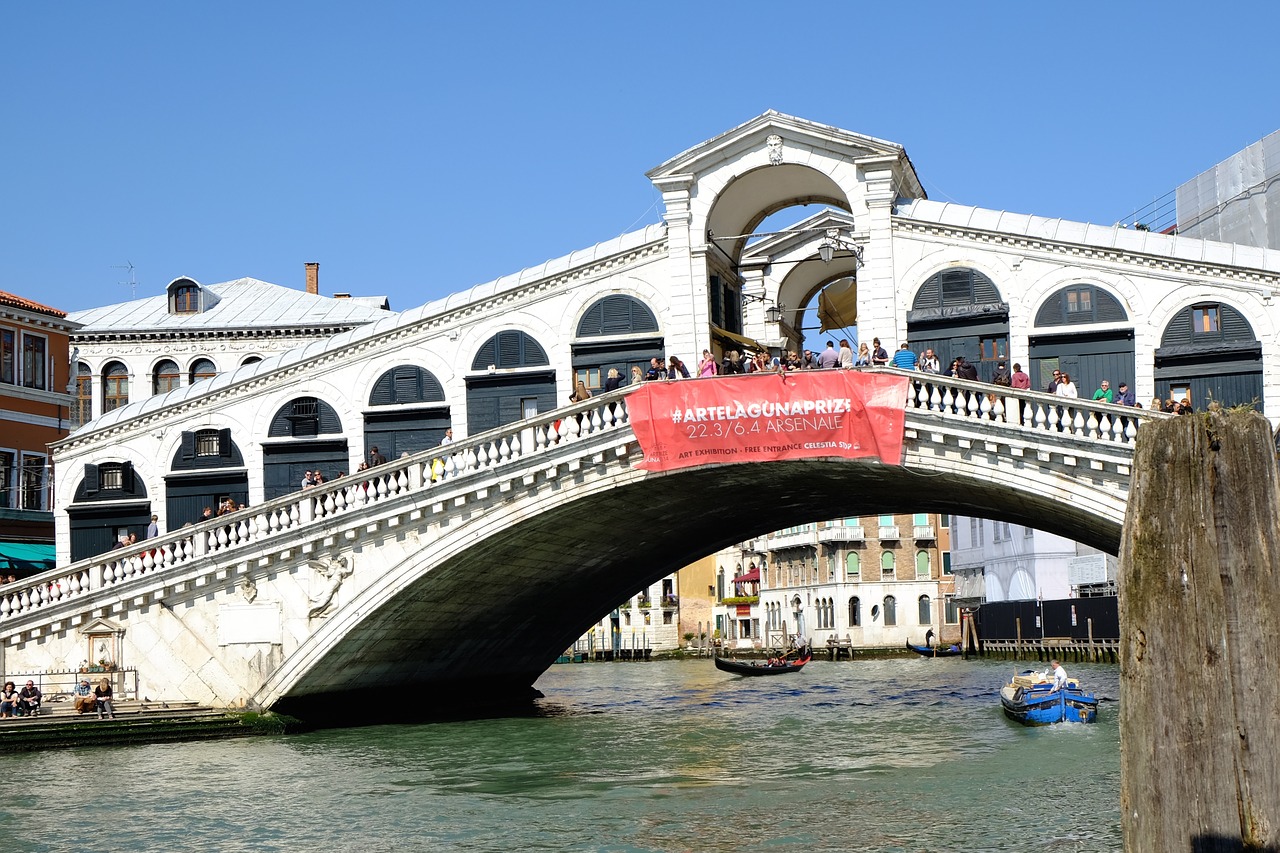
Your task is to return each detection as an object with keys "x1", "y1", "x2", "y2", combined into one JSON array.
[{"x1": 305, "y1": 262, "x2": 319, "y2": 295}]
